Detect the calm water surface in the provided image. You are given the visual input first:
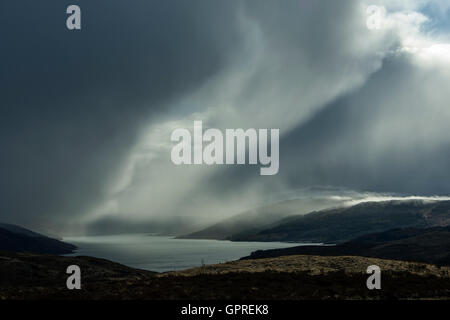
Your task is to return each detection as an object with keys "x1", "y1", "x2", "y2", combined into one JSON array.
[{"x1": 64, "y1": 234, "x2": 320, "y2": 272}]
